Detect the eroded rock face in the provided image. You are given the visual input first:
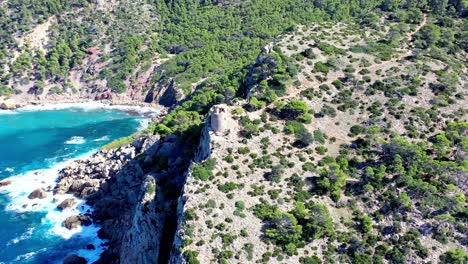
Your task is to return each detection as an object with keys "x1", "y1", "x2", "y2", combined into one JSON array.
[
  {"x1": 145, "y1": 79, "x2": 182, "y2": 107},
  {"x1": 120, "y1": 175, "x2": 162, "y2": 263},
  {"x1": 55, "y1": 145, "x2": 142, "y2": 198},
  {"x1": 57, "y1": 132, "x2": 193, "y2": 263},
  {"x1": 56, "y1": 136, "x2": 163, "y2": 262},
  {"x1": 28, "y1": 188, "x2": 47, "y2": 199},
  {"x1": 63, "y1": 215, "x2": 92, "y2": 230},
  {"x1": 63, "y1": 254, "x2": 88, "y2": 264}
]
